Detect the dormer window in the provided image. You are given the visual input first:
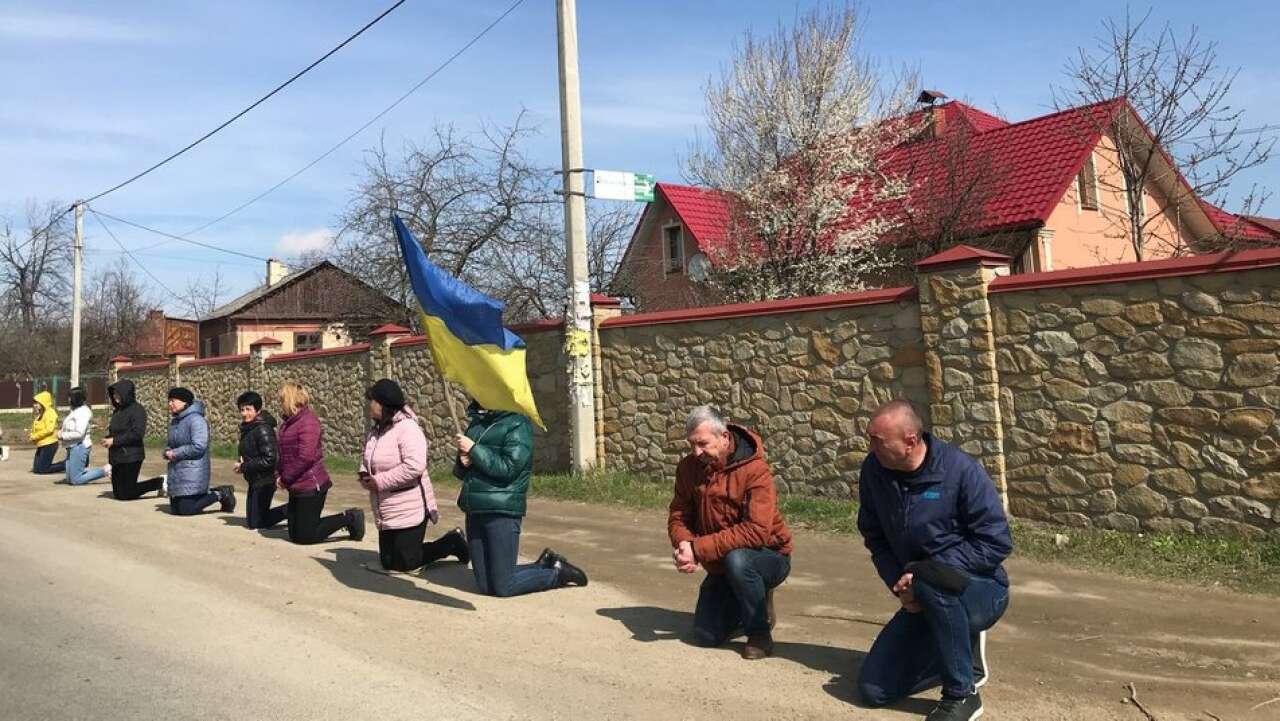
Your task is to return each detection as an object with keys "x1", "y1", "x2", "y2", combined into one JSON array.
[{"x1": 664, "y1": 224, "x2": 685, "y2": 273}]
